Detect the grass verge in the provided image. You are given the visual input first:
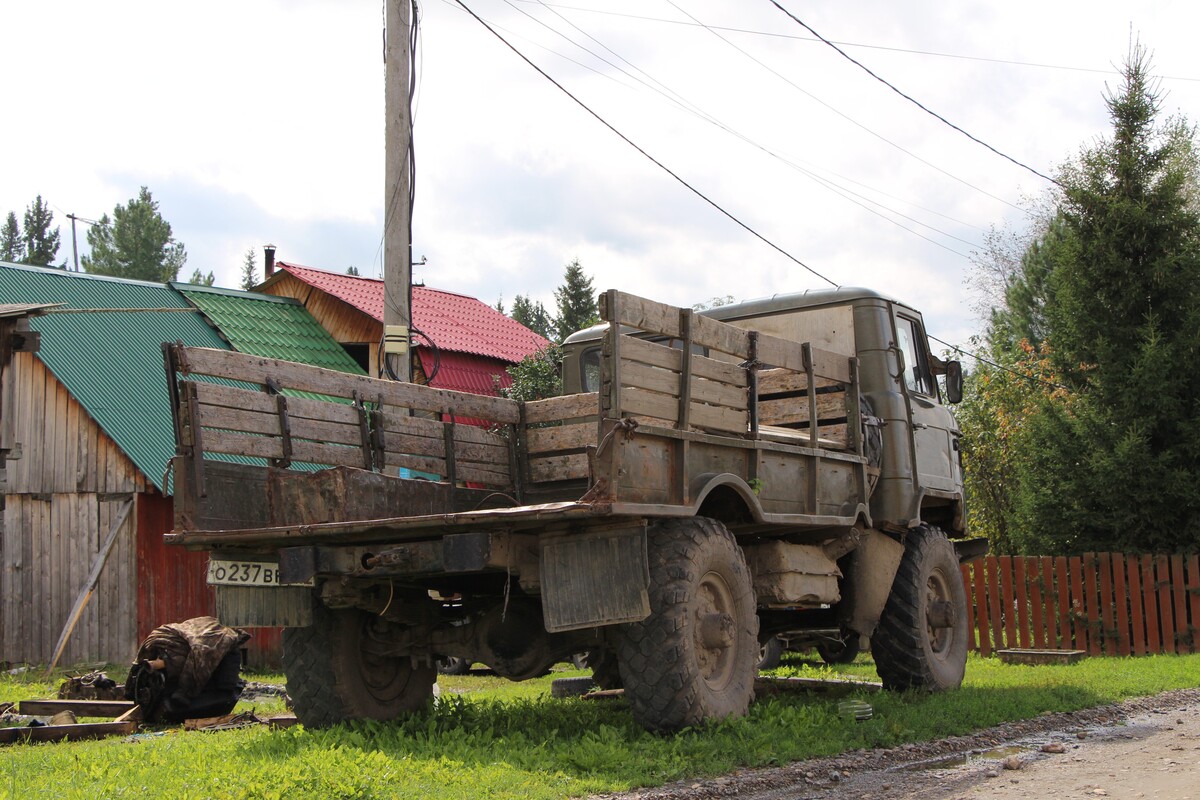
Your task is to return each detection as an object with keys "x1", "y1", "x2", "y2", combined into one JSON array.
[{"x1": 2, "y1": 653, "x2": 1197, "y2": 799}]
